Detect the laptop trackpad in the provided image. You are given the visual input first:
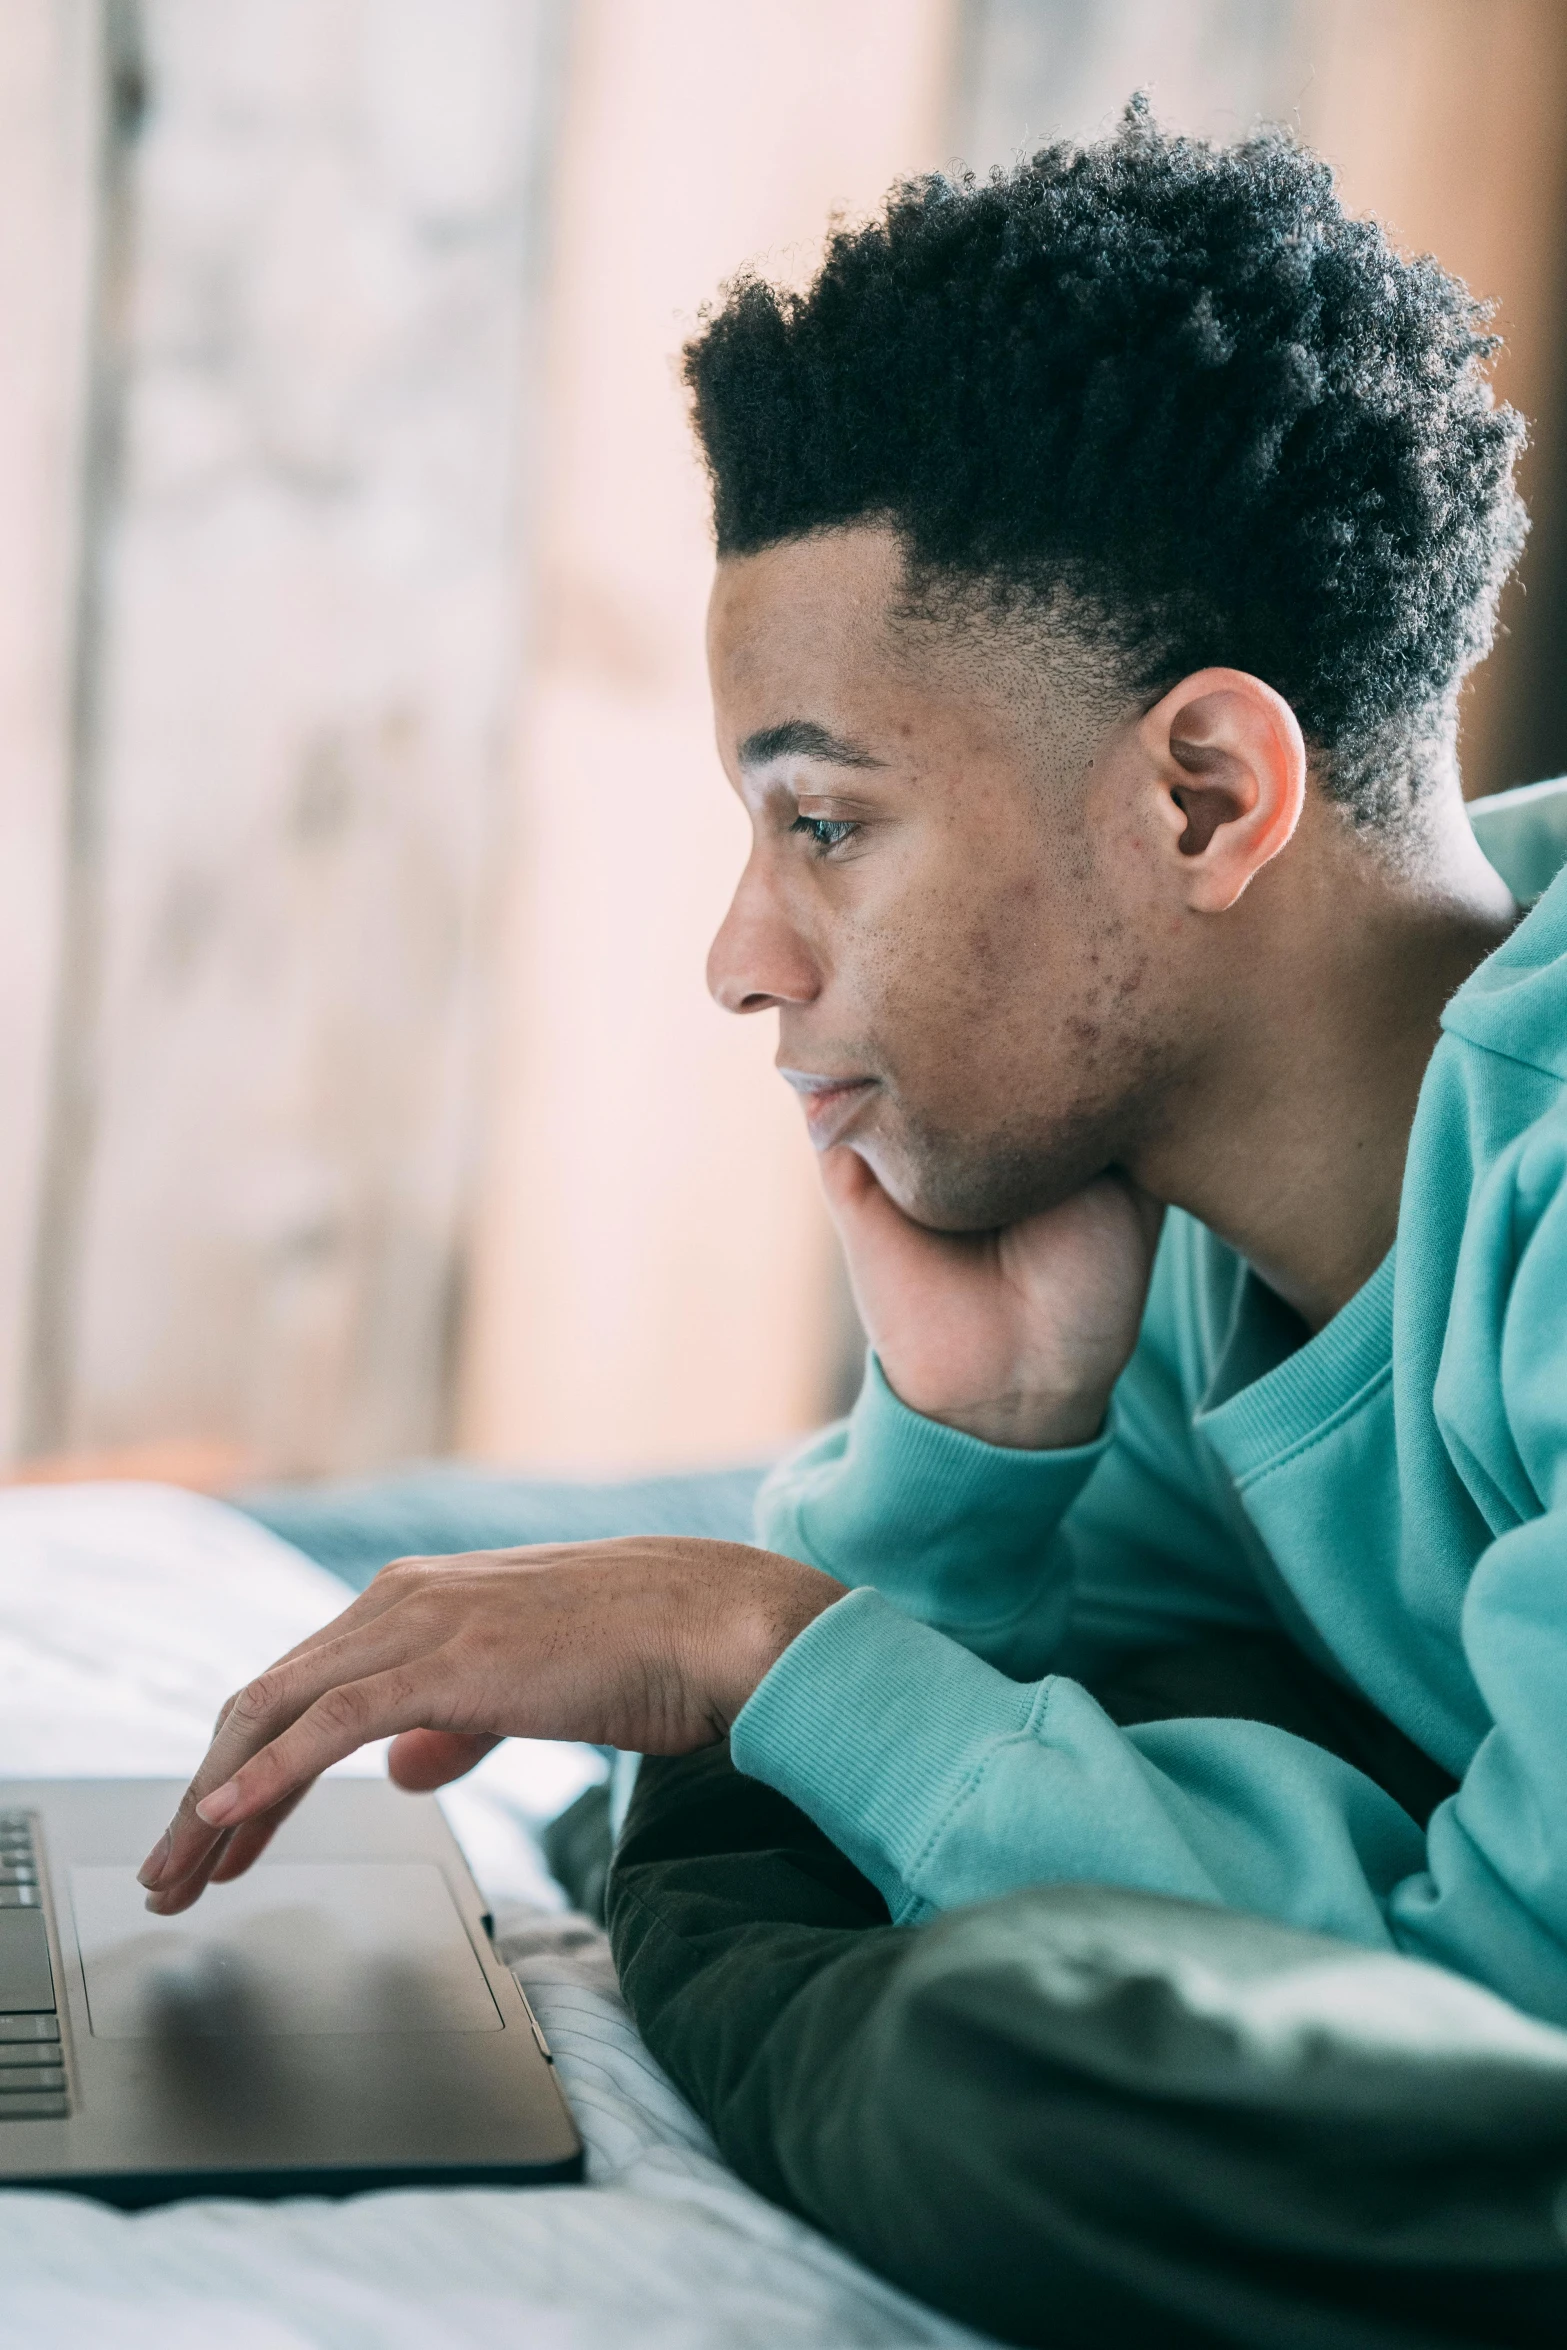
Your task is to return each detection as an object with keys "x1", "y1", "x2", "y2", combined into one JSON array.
[{"x1": 70, "y1": 1863, "x2": 503, "y2": 2038}]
